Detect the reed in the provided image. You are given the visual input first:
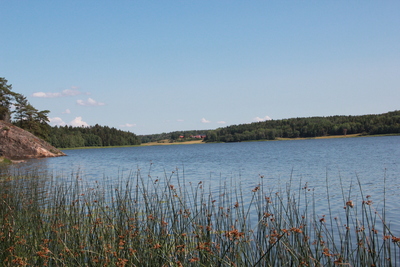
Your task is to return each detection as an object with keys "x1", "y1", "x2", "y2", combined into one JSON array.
[{"x1": 0, "y1": 167, "x2": 399, "y2": 266}]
